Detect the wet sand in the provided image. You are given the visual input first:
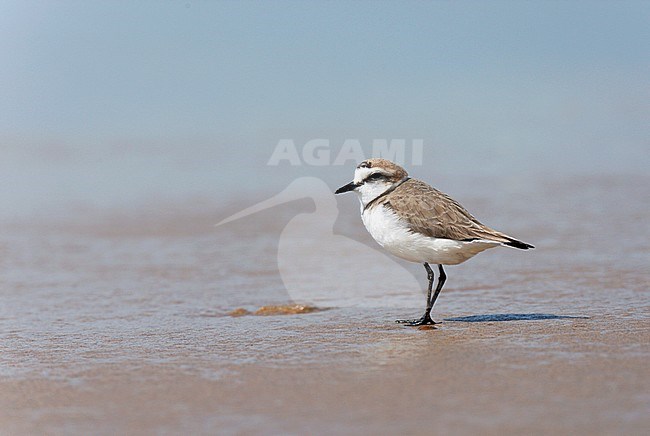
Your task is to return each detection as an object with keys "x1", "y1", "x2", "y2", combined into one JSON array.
[
  {"x1": 1, "y1": 313, "x2": 647, "y2": 435},
  {"x1": 1, "y1": 174, "x2": 649, "y2": 434}
]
